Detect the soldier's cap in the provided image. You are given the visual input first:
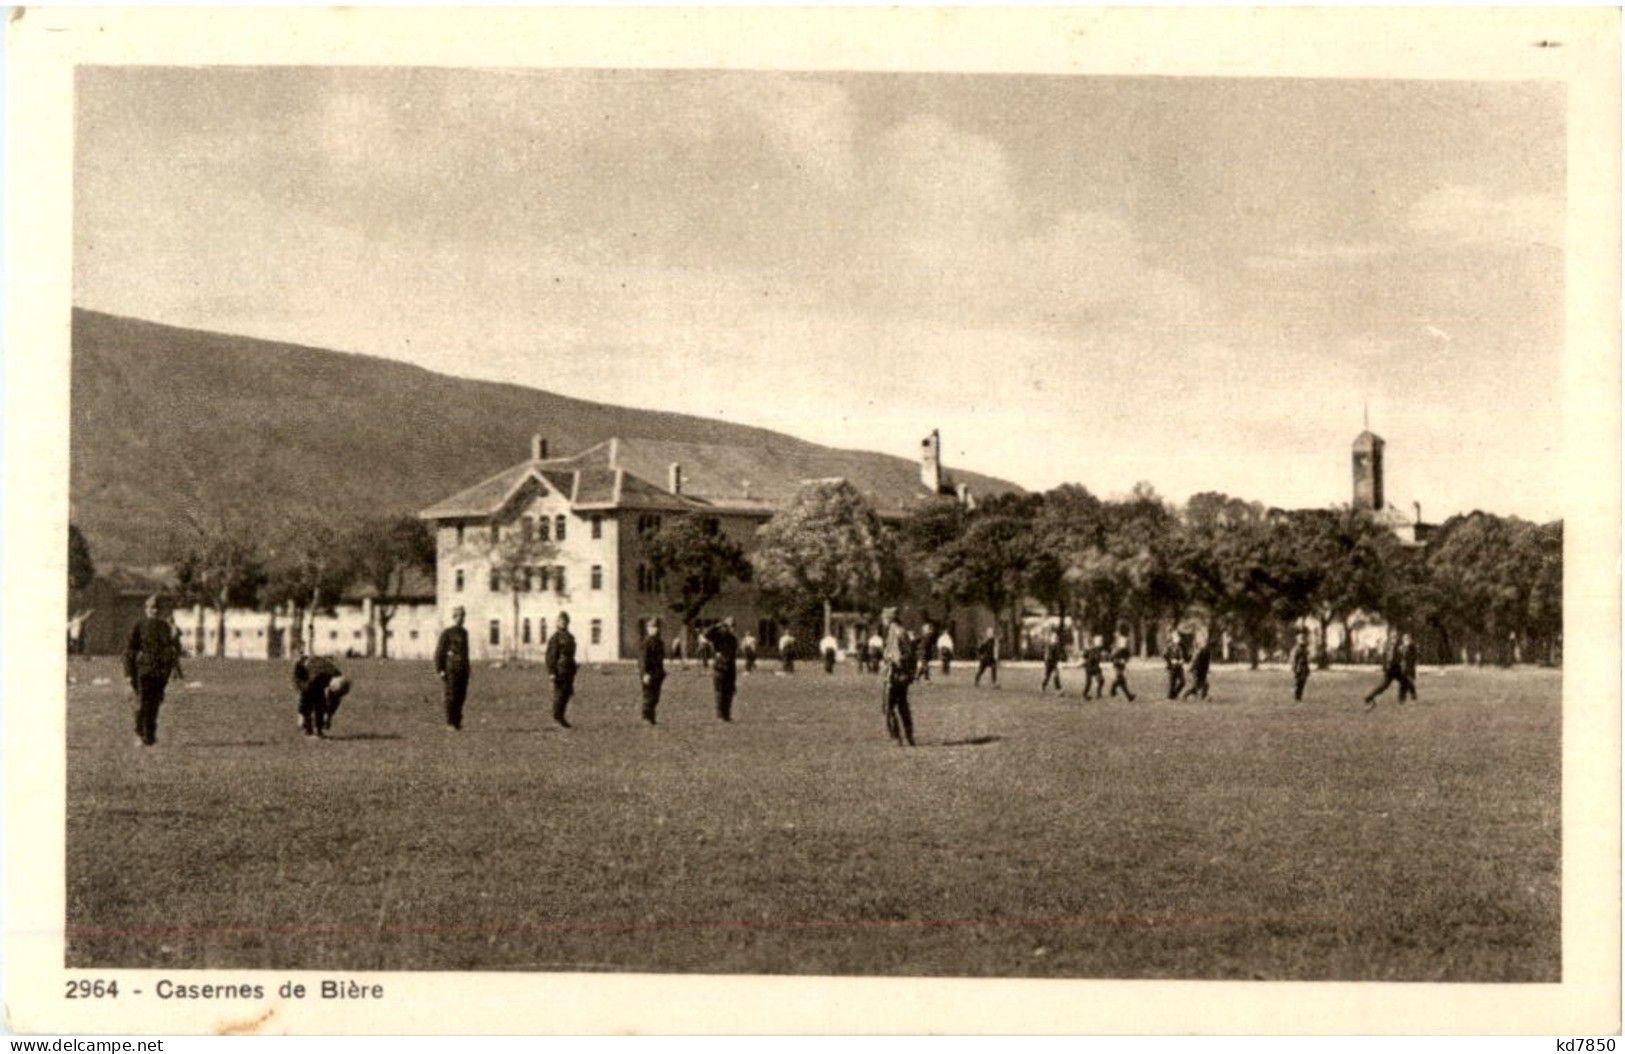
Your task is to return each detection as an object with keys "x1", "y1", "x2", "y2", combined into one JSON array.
[{"x1": 452, "y1": 605, "x2": 466, "y2": 616}]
